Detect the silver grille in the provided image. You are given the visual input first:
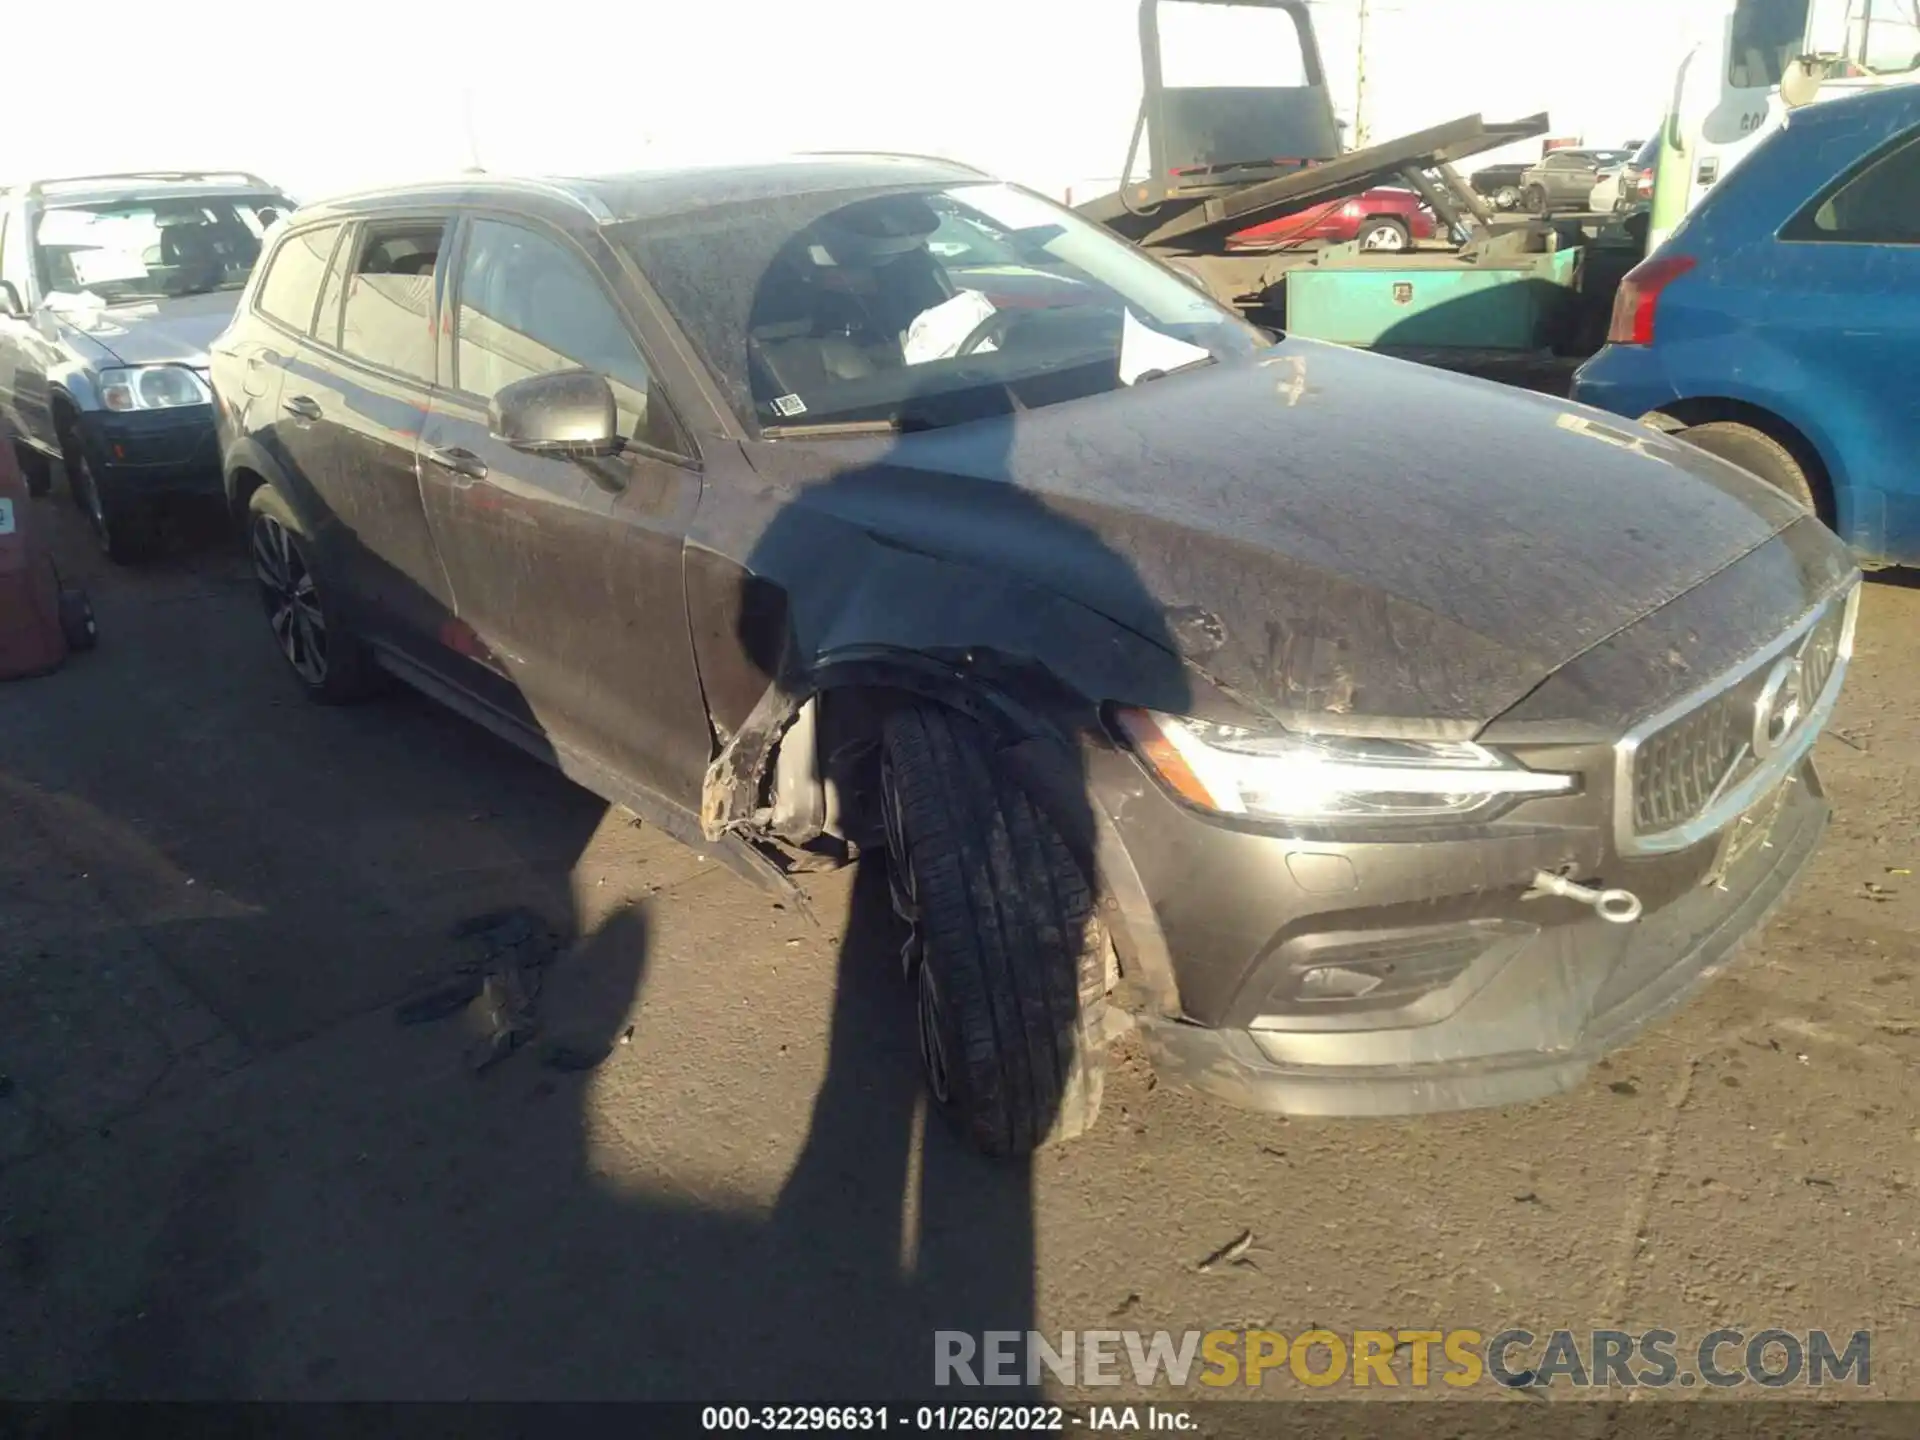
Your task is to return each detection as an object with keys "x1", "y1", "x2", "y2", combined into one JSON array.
[{"x1": 1617, "y1": 584, "x2": 1858, "y2": 855}]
